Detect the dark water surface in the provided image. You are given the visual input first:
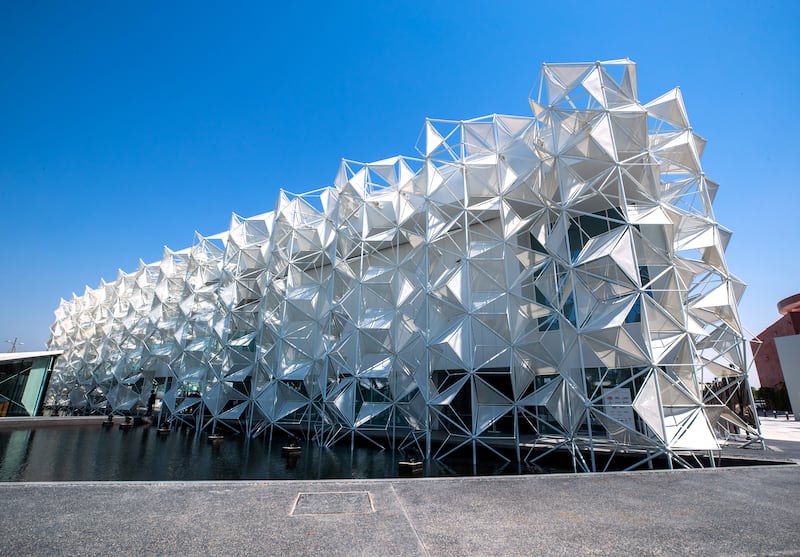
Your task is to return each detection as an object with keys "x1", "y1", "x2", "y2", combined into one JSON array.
[{"x1": 0, "y1": 425, "x2": 526, "y2": 481}]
